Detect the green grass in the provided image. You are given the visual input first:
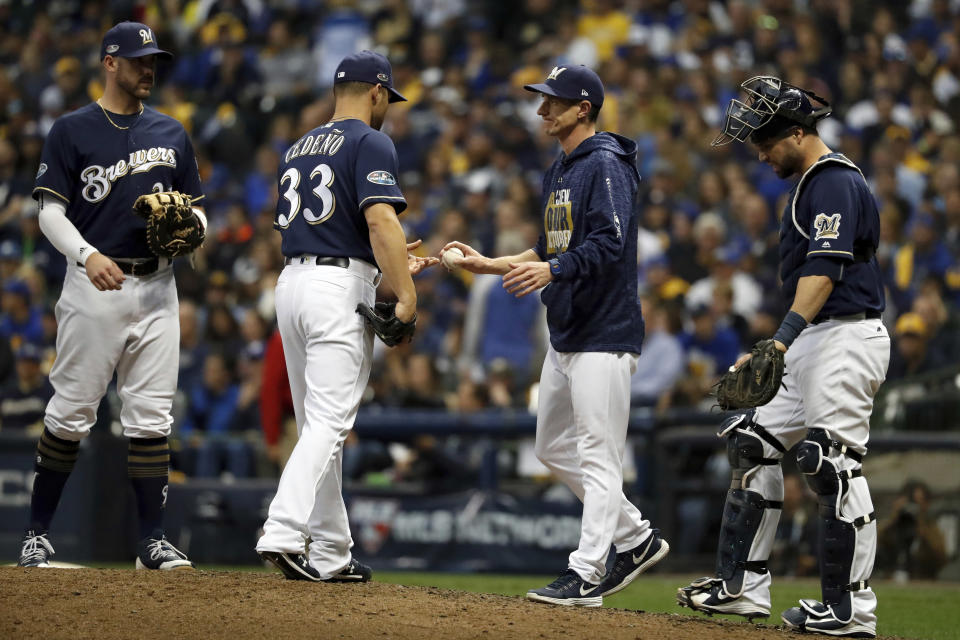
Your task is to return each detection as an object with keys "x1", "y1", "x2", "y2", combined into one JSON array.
[{"x1": 374, "y1": 572, "x2": 960, "y2": 640}]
